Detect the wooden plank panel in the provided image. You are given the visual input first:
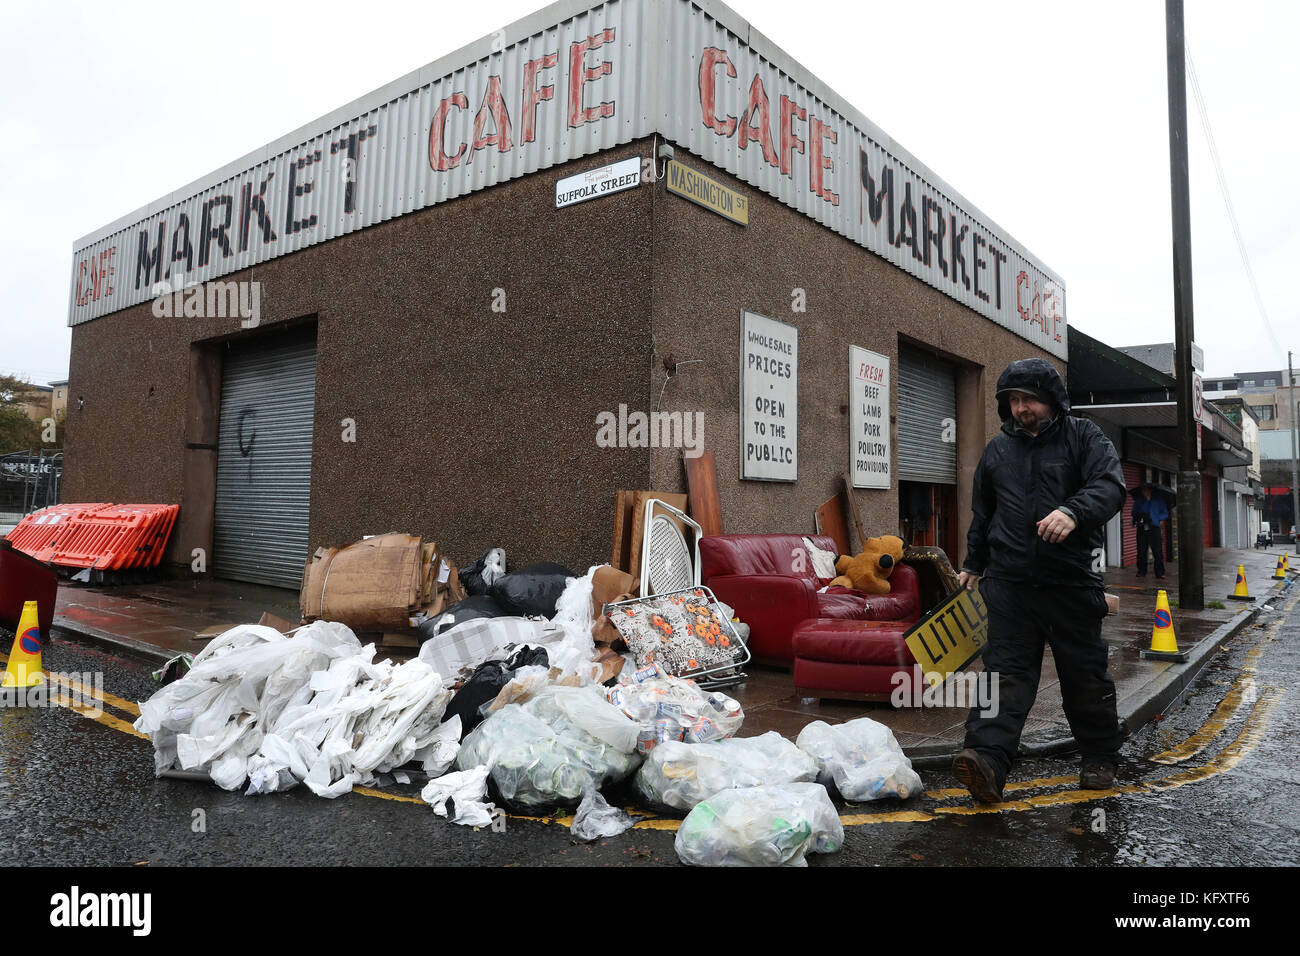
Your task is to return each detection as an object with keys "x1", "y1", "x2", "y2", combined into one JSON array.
[
  {"x1": 683, "y1": 450, "x2": 724, "y2": 537},
  {"x1": 611, "y1": 489, "x2": 635, "y2": 571},
  {"x1": 815, "y1": 493, "x2": 851, "y2": 555}
]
